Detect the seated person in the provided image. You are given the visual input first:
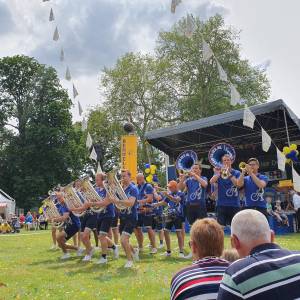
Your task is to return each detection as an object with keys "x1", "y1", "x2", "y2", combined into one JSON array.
[
  {"x1": 11, "y1": 216, "x2": 21, "y2": 233},
  {"x1": 38, "y1": 214, "x2": 48, "y2": 230},
  {"x1": 221, "y1": 248, "x2": 239, "y2": 263},
  {"x1": 0, "y1": 222, "x2": 12, "y2": 233},
  {"x1": 25, "y1": 212, "x2": 33, "y2": 230},
  {"x1": 19, "y1": 214, "x2": 25, "y2": 227},
  {"x1": 266, "y1": 196, "x2": 274, "y2": 216},
  {"x1": 170, "y1": 218, "x2": 229, "y2": 300},
  {"x1": 217, "y1": 209, "x2": 300, "y2": 299},
  {"x1": 274, "y1": 199, "x2": 289, "y2": 226}
]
